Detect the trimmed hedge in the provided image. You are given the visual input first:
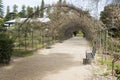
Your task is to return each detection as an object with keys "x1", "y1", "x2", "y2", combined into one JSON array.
[{"x1": 0, "y1": 33, "x2": 14, "y2": 64}]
